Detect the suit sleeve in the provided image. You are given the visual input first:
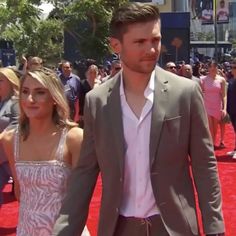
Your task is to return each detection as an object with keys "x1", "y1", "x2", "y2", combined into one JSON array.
[
  {"x1": 52, "y1": 94, "x2": 100, "y2": 236},
  {"x1": 189, "y1": 83, "x2": 225, "y2": 234}
]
